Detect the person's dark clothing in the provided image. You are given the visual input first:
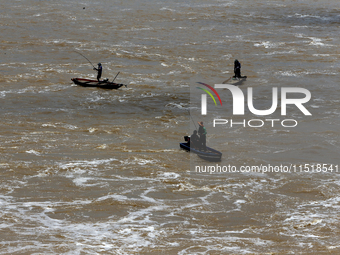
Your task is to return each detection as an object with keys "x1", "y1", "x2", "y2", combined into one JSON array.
[
  {"x1": 199, "y1": 134, "x2": 206, "y2": 151},
  {"x1": 190, "y1": 131, "x2": 199, "y2": 149},
  {"x1": 97, "y1": 66, "x2": 102, "y2": 81},
  {"x1": 234, "y1": 60, "x2": 241, "y2": 78},
  {"x1": 94, "y1": 64, "x2": 102, "y2": 81},
  {"x1": 198, "y1": 126, "x2": 207, "y2": 151}
]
